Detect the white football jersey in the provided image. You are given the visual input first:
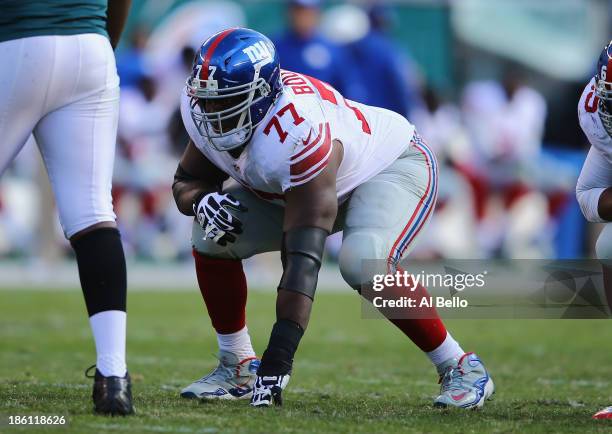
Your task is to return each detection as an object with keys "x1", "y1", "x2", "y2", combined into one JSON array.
[
  {"x1": 578, "y1": 77, "x2": 612, "y2": 163},
  {"x1": 181, "y1": 70, "x2": 416, "y2": 204}
]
